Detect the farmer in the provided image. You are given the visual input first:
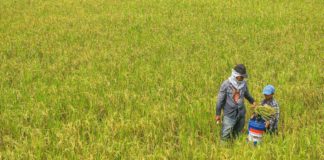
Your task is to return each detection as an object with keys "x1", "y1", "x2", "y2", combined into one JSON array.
[
  {"x1": 261, "y1": 85, "x2": 280, "y2": 134},
  {"x1": 215, "y1": 64, "x2": 256, "y2": 141}
]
